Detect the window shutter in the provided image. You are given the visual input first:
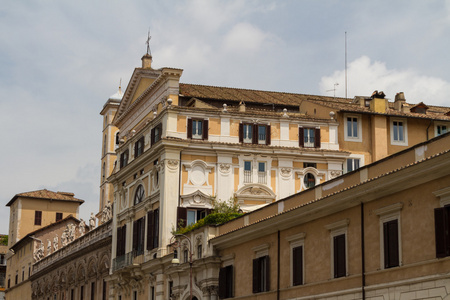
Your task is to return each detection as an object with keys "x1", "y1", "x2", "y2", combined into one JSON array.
[
  {"x1": 132, "y1": 220, "x2": 138, "y2": 251},
  {"x1": 299, "y1": 128, "x2": 304, "y2": 147},
  {"x1": 153, "y1": 208, "x2": 159, "y2": 249},
  {"x1": 187, "y1": 118, "x2": 193, "y2": 139},
  {"x1": 177, "y1": 207, "x2": 187, "y2": 229},
  {"x1": 218, "y1": 267, "x2": 226, "y2": 299},
  {"x1": 122, "y1": 224, "x2": 127, "y2": 255},
  {"x1": 252, "y1": 124, "x2": 258, "y2": 144},
  {"x1": 384, "y1": 220, "x2": 399, "y2": 268},
  {"x1": 292, "y1": 246, "x2": 303, "y2": 286},
  {"x1": 334, "y1": 234, "x2": 346, "y2": 278},
  {"x1": 266, "y1": 125, "x2": 271, "y2": 145},
  {"x1": 151, "y1": 127, "x2": 155, "y2": 146},
  {"x1": 147, "y1": 211, "x2": 154, "y2": 250},
  {"x1": 265, "y1": 256, "x2": 270, "y2": 291},
  {"x1": 134, "y1": 141, "x2": 138, "y2": 158},
  {"x1": 116, "y1": 227, "x2": 122, "y2": 256},
  {"x1": 315, "y1": 128, "x2": 321, "y2": 148},
  {"x1": 158, "y1": 123, "x2": 163, "y2": 140},
  {"x1": 202, "y1": 119, "x2": 209, "y2": 140},
  {"x1": 252, "y1": 258, "x2": 259, "y2": 293},
  {"x1": 239, "y1": 123, "x2": 243, "y2": 143},
  {"x1": 435, "y1": 207, "x2": 449, "y2": 258},
  {"x1": 227, "y1": 265, "x2": 234, "y2": 297}
]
